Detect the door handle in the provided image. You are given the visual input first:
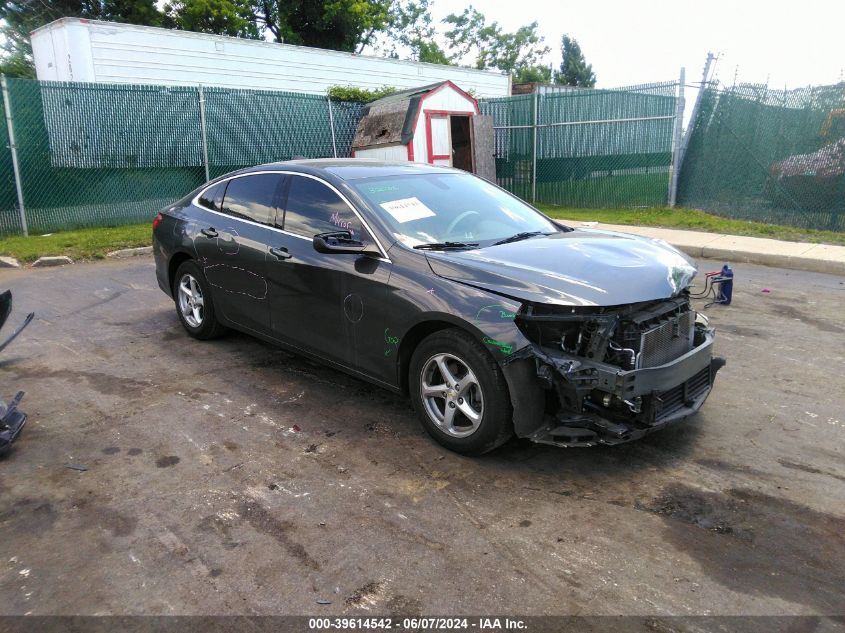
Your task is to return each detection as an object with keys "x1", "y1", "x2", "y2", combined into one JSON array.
[
  {"x1": 201, "y1": 227, "x2": 218, "y2": 238},
  {"x1": 269, "y1": 246, "x2": 292, "y2": 260}
]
